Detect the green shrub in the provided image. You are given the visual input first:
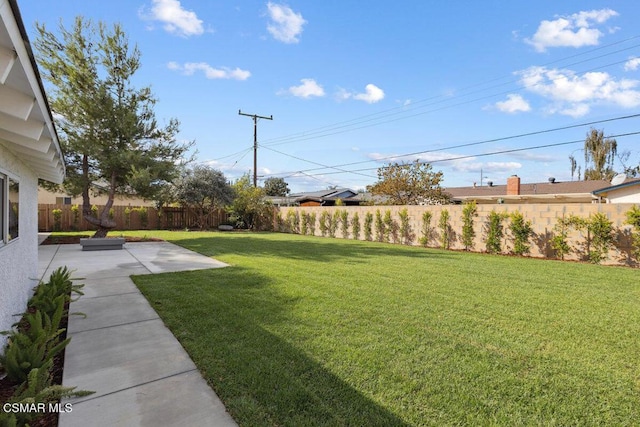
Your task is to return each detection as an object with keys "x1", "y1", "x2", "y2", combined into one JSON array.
[
  {"x1": 383, "y1": 210, "x2": 395, "y2": 243},
  {"x1": 286, "y1": 210, "x2": 300, "y2": 234},
  {"x1": 52, "y1": 208, "x2": 62, "y2": 232},
  {"x1": 398, "y1": 208, "x2": 412, "y2": 245},
  {"x1": 308, "y1": 212, "x2": 317, "y2": 236},
  {"x1": 419, "y1": 211, "x2": 433, "y2": 247},
  {"x1": 319, "y1": 211, "x2": 329, "y2": 237},
  {"x1": 586, "y1": 213, "x2": 615, "y2": 264},
  {"x1": 300, "y1": 212, "x2": 309, "y2": 235},
  {"x1": 374, "y1": 210, "x2": 384, "y2": 242},
  {"x1": 552, "y1": 214, "x2": 574, "y2": 260},
  {"x1": 624, "y1": 205, "x2": 640, "y2": 261},
  {"x1": 439, "y1": 209, "x2": 452, "y2": 250},
  {"x1": 484, "y1": 211, "x2": 507, "y2": 254},
  {"x1": 461, "y1": 202, "x2": 477, "y2": 251},
  {"x1": 329, "y1": 211, "x2": 339, "y2": 238},
  {"x1": 364, "y1": 212, "x2": 373, "y2": 241},
  {"x1": 134, "y1": 207, "x2": 149, "y2": 229},
  {"x1": 71, "y1": 204, "x2": 80, "y2": 230},
  {"x1": 351, "y1": 212, "x2": 361, "y2": 240},
  {"x1": 338, "y1": 210, "x2": 349, "y2": 239},
  {"x1": 509, "y1": 210, "x2": 533, "y2": 255},
  {"x1": 124, "y1": 206, "x2": 132, "y2": 229}
]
